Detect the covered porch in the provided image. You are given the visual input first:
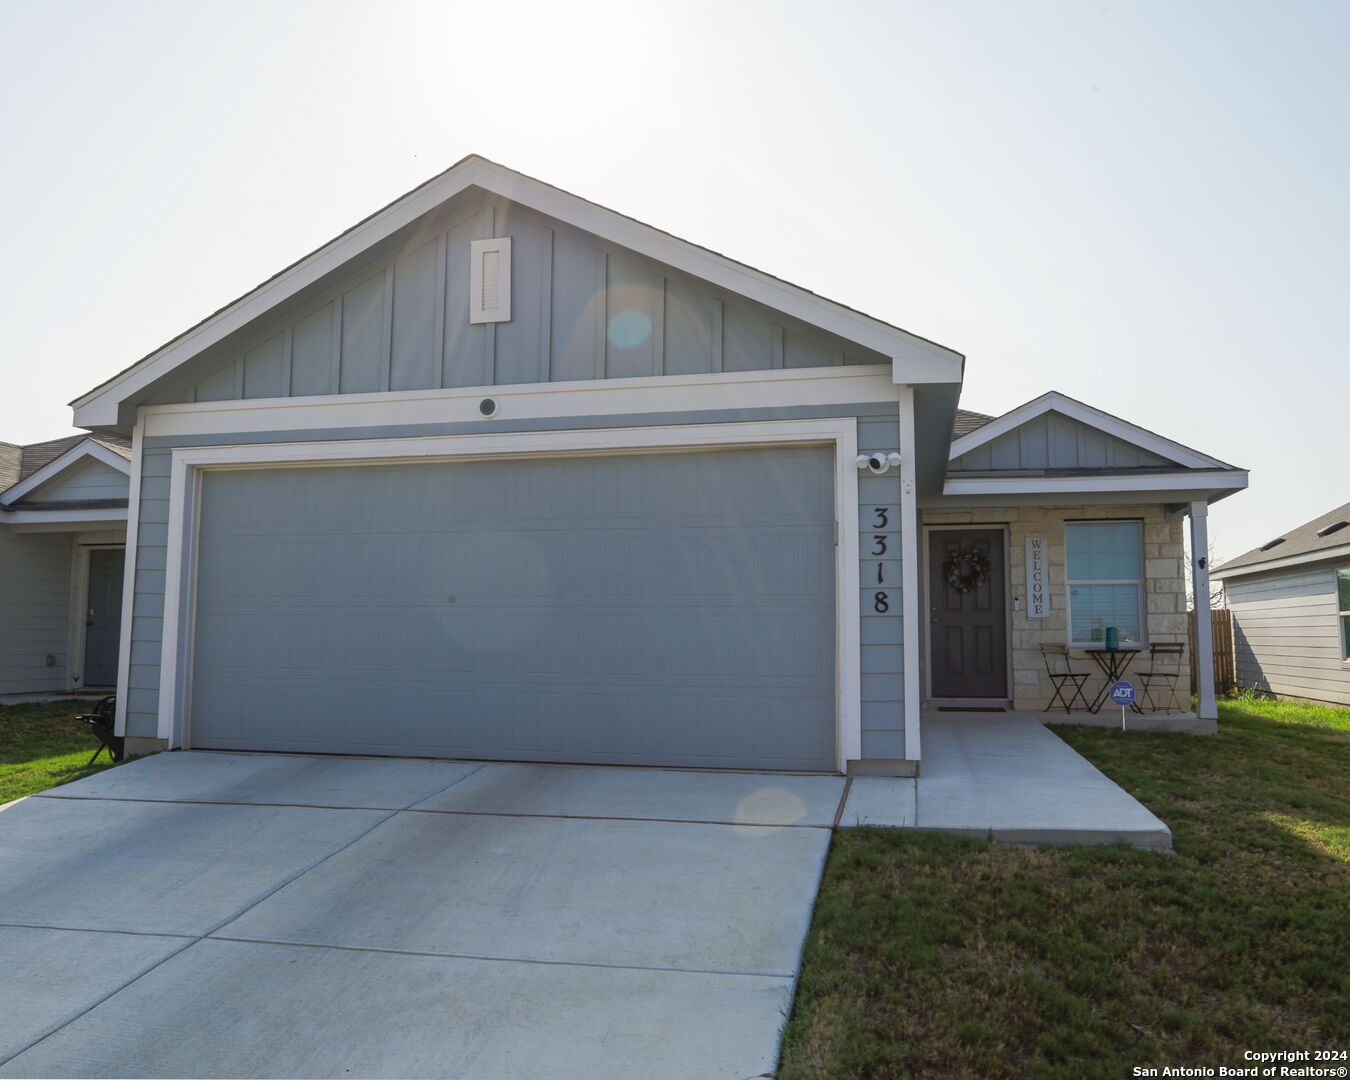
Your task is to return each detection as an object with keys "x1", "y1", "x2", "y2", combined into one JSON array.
[{"x1": 915, "y1": 392, "x2": 1247, "y2": 735}]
